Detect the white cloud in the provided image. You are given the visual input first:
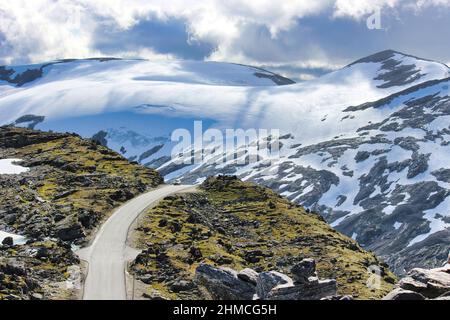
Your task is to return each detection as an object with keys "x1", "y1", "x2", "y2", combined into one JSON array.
[
  {"x1": 333, "y1": 0, "x2": 400, "y2": 20},
  {"x1": 0, "y1": 0, "x2": 449, "y2": 66}
]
